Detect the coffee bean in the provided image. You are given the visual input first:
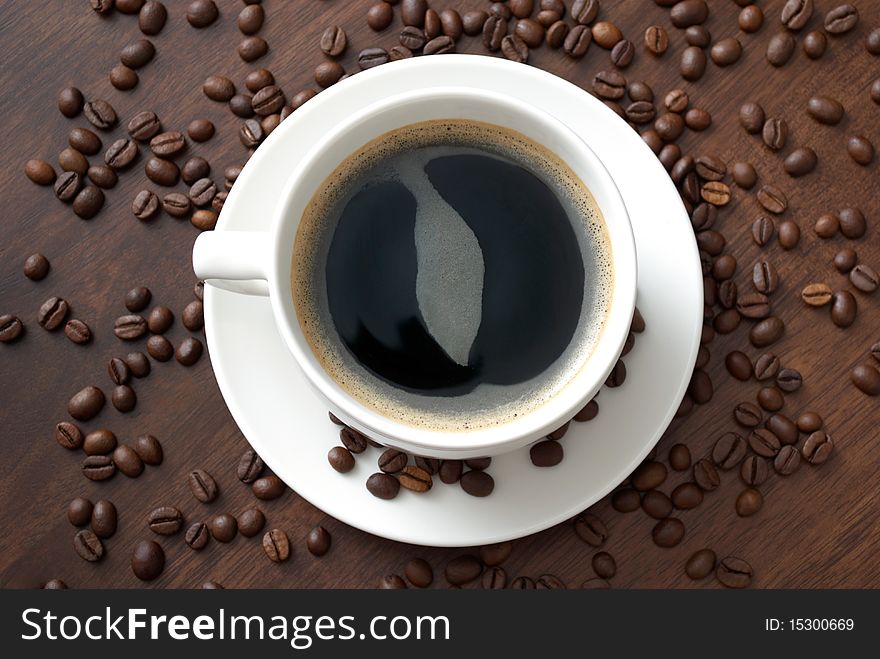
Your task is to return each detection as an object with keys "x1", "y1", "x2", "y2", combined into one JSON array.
[
  {"x1": 631, "y1": 460, "x2": 667, "y2": 491},
  {"x1": 723, "y1": 351, "x2": 751, "y2": 382},
  {"x1": 777, "y1": 221, "x2": 800, "y2": 250},
  {"x1": 74, "y1": 529, "x2": 104, "y2": 562},
  {"x1": 784, "y1": 147, "x2": 818, "y2": 177},
  {"x1": 652, "y1": 518, "x2": 685, "y2": 548},
  {"x1": 712, "y1": 255, "x2": 737, "y2": 282},
  {"x1": 701, "y1": 181, "x2": 730, "y2": 206},
  {"x1": 379, "y1": 575, "x2": 407, "y2": 589},
  {"x1": 328, "y1": 446, "x2": 355, "y2": 473},
  {"x1": 667, "y1": 444, "x2": 691, "y2": 472},
  {"x1": 839, "y1": 207, "x2": 866, "y2": 239},
  {"x1": 112, "y1": 444, "x2": 143, "y2": 478},
  {"x1": 188, "y1": 468, "x2": 218, "y2": 503},
  {"x1": 86, "y1": 165, "x2": 117, "y2": 189},
  {"x1": 253, "y1": 475, "x2": 285, "y2": 500},
  {"x1": 111, "y1": 385, "x2": 136, "y2": 413},
  {"x1": 610, "y1": 39, "x2": 635, "y2": 67},
  {"x1": 665, "y1": 89, "x2": 688, "y2": 113},
  {"x1": 131, "y1": 540, "x2": 164, "y2": 581},
  {"x1": 68, "y1": 497, "x2": 93, "y2": 527},
  {"x1": 239, "y1": 36, "x2": 269, "y2": 62},
  {"x1": 685, "y1": 549, "x2": 716, "y2": 580},
  {"x1": 642, "y1": 490, "x2": 672, "y2": 519},
  {"x1": 209, "y1": 513, "x2": 237, "y2": 543},
  {"x1": 55, "y1": 421, "x2": 84, "y2": 450},
  {"x1": 58, "y1": 87, "x2": 84, "y2": 118},
  {"x1": 235, "y1": 448, "x2": 264, "y2": 484},
  {"x1": 797, "y1": 411, "x2": 824, "y2": 433},
  {"x1": 739, "y1": 4, "x2": 764, "y2": 32},
  {"x1": 68, "y1": 386, "x2": 105, "y2": 421},
  {"x1": 115, "y1": 0, "x2": 144, "y2": 14},
  {"x1": 574, "y1": 513, "x2": 608, "y2": 546},
  {"x1": 129, "y1": 435, "x2": 160, "y2": 468},
  {"x1": 693, "y1": 458, "x2": 720, "y2": 491},
  {"x1": 460, "y1": 470, "x2": 494, "y2": 497},
  {"x1": 398, "y1": 465, "x2": 432, "y2": 492},
  {"x1": 762, "y1": 118, "x2": 788, "y2": 151},
  {"x1": 750, "y1": 316, "x2": 785, "y2": 348},
  {"x1": 86, "y1": 500, "x2": 117, "y2": 539},
  {"x1": 671, "y1": 482, "x2": 703, "y2": 510},
  {"x1": 733, "y1": 487, "x2": 762, "y2": 517},
  {"x1": 82, "y1": 455, "x2": 115, "y2": 481},
  {"x1": 717, "y1": 556, "x2": 752, "y2": 588},
  {"x1": 752, "y1": 216, "x2": 775, "y2": 246},
  {"x1": 237, "y1": 508, "x2": 265, "y2": 538},
  {"x1": 780, "y1": 0, "x2": 813, "y2": 30},
  {"x1": 445, "y1": 555, "x2": 482, "y2": 585},
  {"x1": 530, "y1": 439, "x2": 564, "y2": 467},
  {"x1": 766, "y1": 32, "x2": 796, "y2": 66},
  {"x1": 72, "y1": 186, "x2": 104, "y2": 219},
  {"x1": 377, "y1": 449, "x2": 407, "y2": 474},
  {"x1": 825, "y1": 4, "x2": 859, "y2": 34},
  {"x1": 799, "y1": 30, "x2": 827, "y2": 60},
  {"x1": 185, "y1": 522, "x2": 210, "y2": 550},
  {"x1": 802, "y1": 431, "x2": 834, "y2": 465},
  {"x1": 741, "y1": 454, "x2": 770, "y2": 486},
  {"x1": 68, "y1": 128, "x2": 101, "y2": 156},
  {"x1": 680, "y1": 46, "x2": 707, "y2": 80},
  {"x1": 731, "y1": 161, "x2": 756, "y2": 189},
  {"x1": 59, "y1": 148, "x2": 88, "y2": 176},
  {"x1": 120, "y1": 39, "x2": 154, "y2": 70},
  {"x1": 148, "y1": 506, "x2": 183, "y2": 535},
  {"x1": 774, "y1": 445, "x2": 801, "y2": 475},
  {"x1": 712, "y1": 432, "x2": 746, "y2": 469},
  {"x1": 104, "y1": 138, "x2": 139, "y2": 171},
  {"x1": 813, "y1": 214, "x2": 840, "y2": 240},
  {"x1": 563, "y1": 24, "x2": 591, "y2": 57},
  {"x1": 144, "y1": 157, "x2": 179, "y2": 186},
  {"x1": 83, "y1": 100, "x2": 117, "y2": 130},
  {"x1": 807, "y1": 96, "x2": 844, "y2": 125},
  {"x1": 830, "y1": 290, "x2": 857, "y2": 327},
  {"x1": 479, "y1": 541, "x2": 512, "y2": 567},
  {"x1": 62, "y1": 319, "x2": 90, "y2": 345},
  {"x1": 671, "y1": 0, "x2": 708, "y2": 28},
  {"x1": 238, "y1": 3, "x2": 264, "y2": 34},
  {"x1": 139, "y1": 1, "x2": 167, "y2": 34},
  {"x1": 766, "y1": 414, "x2": 799, "y2": 445},
  {"x1": 162, "y1": 192, "x2": 190, "y2": 218},
  {"x1": 401, "y1": 558, "x2": 433, "y2": 588},
  {"x1": 642, "y1": 25, "x2": 668, "y2": 56},
  {"x1": 847, "y1": 136, "x2": 875, "y2": 166},
  {"x1": 752, "y1": 261, "x2": 778, "y2": 295},
  {"x1": 203, "y1": 75, "x2": 235, "y2": 102},
  {"x1": 186, "y1": 119, "x2": 214, "y2": 143},
  {"x1": 186, "y1": 0, "x2": 218, "y2": 28},
  {"x1": 149, "y1": 131, "x2": 184, "y2": 159},
  {"x1": 366, "y1": 472, "x2": 399, "y2": 499},
  {"x1": 851, "y1": 363, "x2": 880, "y2": 395},
  {"x1": 84, "y1": 428, "x2": 117, "y2": 456},
  {"x1": 711, "y1": 38, "x2": 742, "y2": 66},
  {"x1": 611, "y1": 488, "x2": 640, "y2": 512},
  {"x1": 306, "y1": 526, "x2": 332, "y2": 557},
  {"x1": 739, "y1": 102, "x2": 765, "y2": 134},
  {"x1": 127, "y1": 111, "x2": 161, "y2": 141},
  {"x1": 757, "y1": 386, "x2": 784, "y2": 412}
]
